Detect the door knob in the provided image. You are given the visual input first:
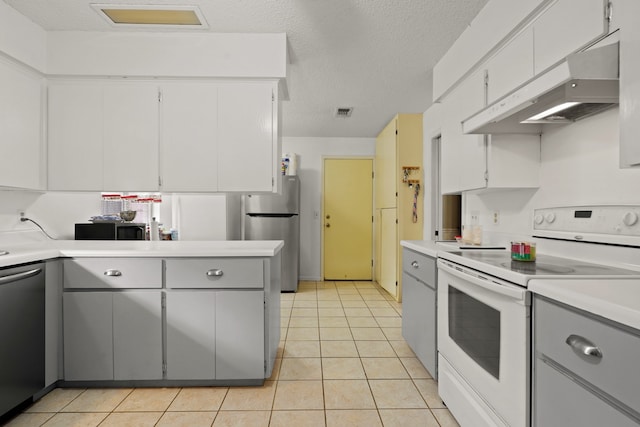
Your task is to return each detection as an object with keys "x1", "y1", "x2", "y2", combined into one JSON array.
[
  {"x1": 326, "y1": 215, "x2": 331, "y2": 219},
  {"x1": 325, "y1": 223, "x2": 331, "y2": 228}
]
